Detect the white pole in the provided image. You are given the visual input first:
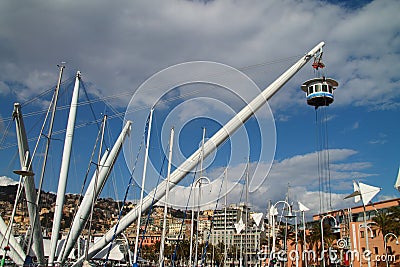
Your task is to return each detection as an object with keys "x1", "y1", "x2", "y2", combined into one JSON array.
[
  {"x1": 86, "y1": 115, "x2": 107, "y2": 261},
  {"x1": 49, "y1": 71, "x2": 81, "y2": 265},
  {"x1": 58, "y1": 149, "x2": 109, "y2": 263},
  {"x1": 320, "y1": 215, "x2": 338, "y2": 267},
  {"x1": 269, "y1": 210, "x2": 276, "y2": 267},
  {"x1": 133, "y1": 108, "x2": 154, "y2": 264},
  {"x1": 190, "y1": 192, "x2": 195, "y2": 267},
  {"x1": 195, "y1": 128, "x2": 206, "y2": 267},
  {"x1": 240, "y1": 233, "x2": 243, "y2": 267},
  {"x1": 358, "y1": 224, "x2": 362, "y2": 267},
  {"x1": 159, "y1": 127, "x2": 175, "y2": 267},
  {"x1": 302, "y1": 211, "x2": 307, "y2": 267},
  {"x1": 60, "y1": 120, "x2": 131, "y2": 264},
  {"x1": 224, "y1": 168, "x2": 228, "y2": 267},
  {"x1": 321, "y1": 219, "x2": 326, "y2": 267},
  {"x1": 295, "y1": 212, "x2": 298, "y2": 267},
  {"x1": 0, "y1": 215, "x2": 25, "y2": 265},
  {"x1": 245, "y1": 163, "x2": 249, "y2": 267},
  {"x1": 12, "y1": 102, "x2": 45, "y2": 264},
  {"x1": 121, "y1": 232, "x2": 133, "y2": 267},
  {"x1": 363, "y1": 207, "x2": 371, "y2": 267},
  {"x1": 72, "y1": 42, "x2": 325, "y2": 266}
]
